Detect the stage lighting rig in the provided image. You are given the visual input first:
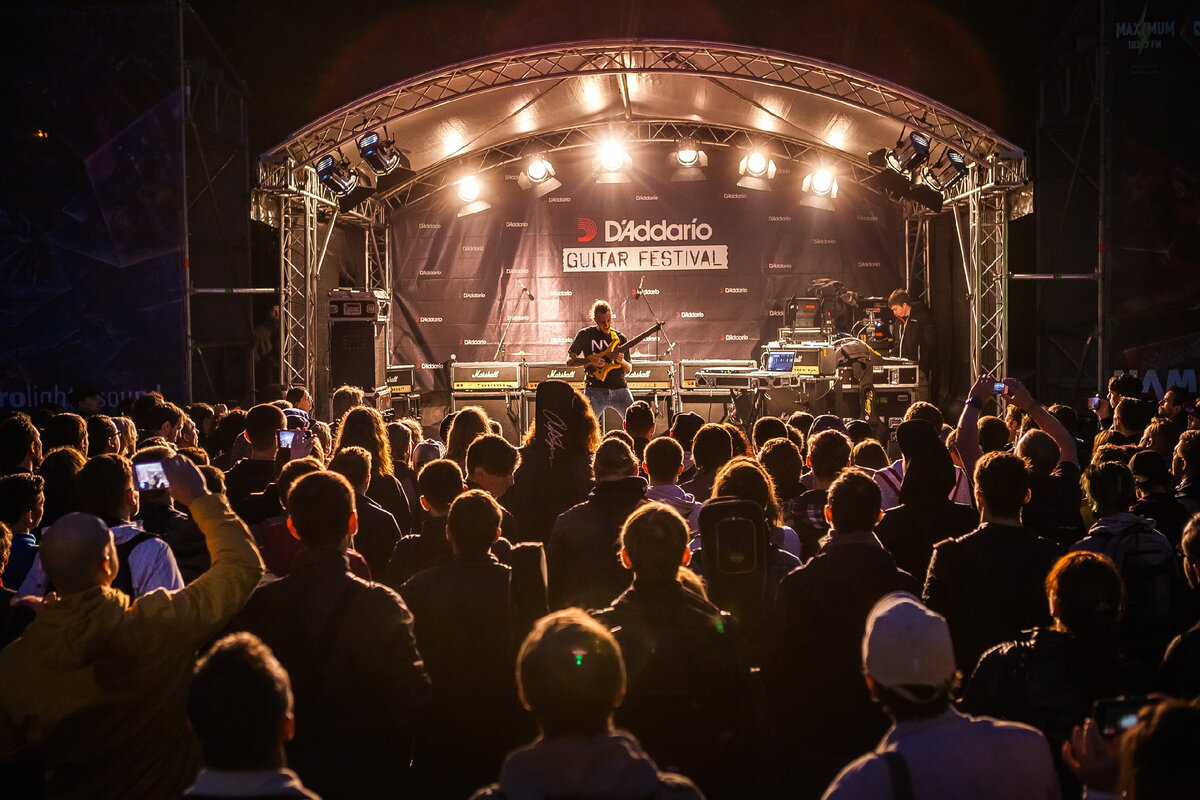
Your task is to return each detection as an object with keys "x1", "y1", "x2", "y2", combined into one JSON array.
[
  {"x1": 455, "y1": 174, "x2": 491, "y2": 217},
  {"x1": 595, "y1": 141, "x2": 632, "y2": 184},
  {"x1": 669, "y1": 138, "x2": 708, "y2": 182},
  {"x1": 886, "y1": 131, "x2": 931, "y2": 174},
  {"x1": 517, "y1": 154, "x2": 562, "y2": 197},
  {"x1": 799, "y1": 166, "x2": 839, "y2": 211},
  {"x1": 356, "y1": 130, "x2": 405, "y2": 176},
  {"x1": 921, "y1": 149, "x2": 968, "y2": 192},
  {"x1": 315, "y1": 153, "x2": 358, "y2": 197},
  {"x1": 736, "y1": 149, "x2": 776, "y2": 191}
]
